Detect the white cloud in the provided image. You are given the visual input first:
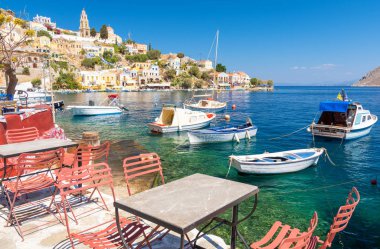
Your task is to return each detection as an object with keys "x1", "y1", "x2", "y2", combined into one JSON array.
[{"x1": 290, "y1": 63, "x2": 338, "y2": 71}]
